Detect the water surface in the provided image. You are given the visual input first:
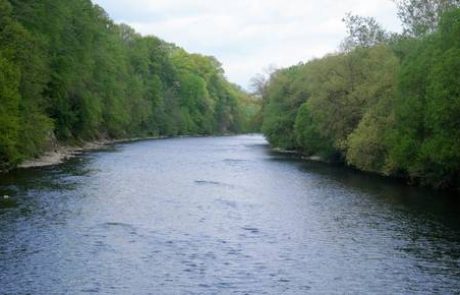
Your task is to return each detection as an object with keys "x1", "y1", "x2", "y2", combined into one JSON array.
[{"x1": 1, "y1": 135, "x2": 460, "y2": 294}]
